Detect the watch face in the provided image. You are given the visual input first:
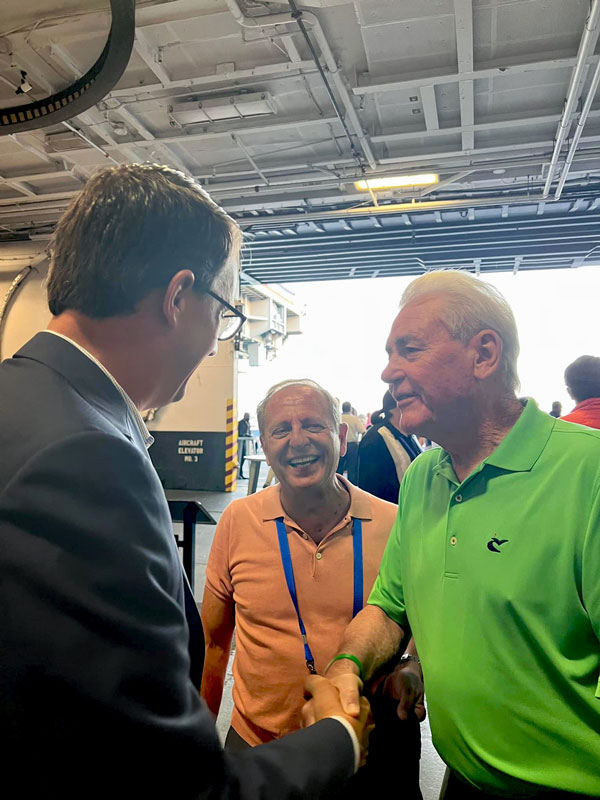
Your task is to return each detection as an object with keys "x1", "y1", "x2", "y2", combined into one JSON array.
[{"x1": 400, "y1": 653, "x2": 418, "y2": 663}]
